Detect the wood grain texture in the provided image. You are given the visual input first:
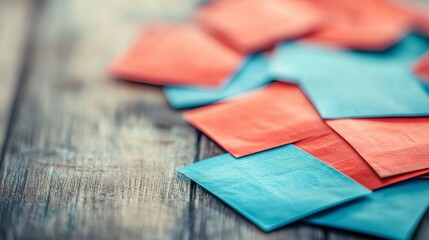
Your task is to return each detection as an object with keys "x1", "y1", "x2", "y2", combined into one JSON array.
[
  {"x1": 0, "y1": 0, "x2": 428, "y2": 239},
  {"x1": 0, "y1": 0, "x2": 199, "y2": 239}
]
